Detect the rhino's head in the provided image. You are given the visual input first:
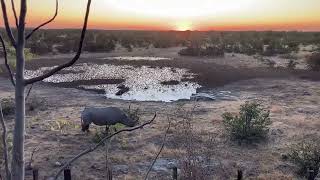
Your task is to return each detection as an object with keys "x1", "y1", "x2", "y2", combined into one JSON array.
[
  {"x1": 81, "y1": 117, "x2": 90, "y2": 132},
  {"x1": 81, "y1": 123, "x2": 90, "y2": 132},
  {"x1": 122, "y1": 106, "x2": 139, "y2": 127},
  {"x1": 122, "y1": 115, "x2": 138, "y2": 127}
]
